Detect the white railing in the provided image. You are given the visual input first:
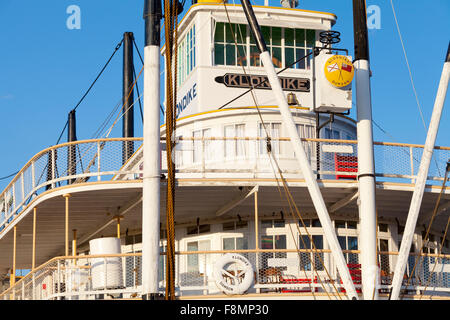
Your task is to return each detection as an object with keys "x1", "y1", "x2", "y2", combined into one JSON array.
[
  {"x1": 0, "y1": 138, "x2": 143, "y2": 233},
  {"x1": 0, "y1": 137, "x2": 449, "y2": 235},
  {"x1": 2, "y1": 250, "x2": 449, "y2": 300}
]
